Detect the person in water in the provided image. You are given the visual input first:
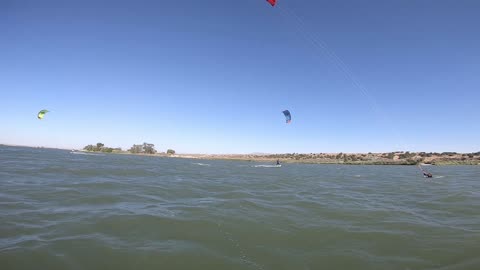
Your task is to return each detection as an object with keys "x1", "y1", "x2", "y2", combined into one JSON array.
[
  {"x1": 276, "y1": 159, "x2": 280, "y2": 165},
  {"x1": 423, "y1": 172, "x2": 433, "y2": 178},
  {"x1": 418, "y1": 165, "x2": 433, "y2": 178}
]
